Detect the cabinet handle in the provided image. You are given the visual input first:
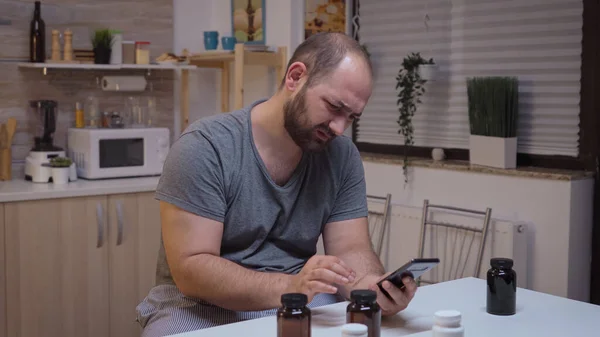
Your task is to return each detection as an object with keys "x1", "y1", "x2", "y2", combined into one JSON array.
[
  {"x1": 116, "y1": 201, "x2": 124, "y2": 246},
  {"x1": 96, "y1": 203, "x2": 104, "y2": 248}
]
